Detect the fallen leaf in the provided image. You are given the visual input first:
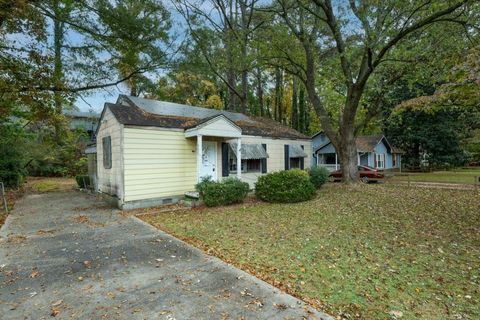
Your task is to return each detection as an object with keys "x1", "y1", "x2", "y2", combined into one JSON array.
[{"x1": 51, "y1": 300, "x2": 63, "y2": 307}]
